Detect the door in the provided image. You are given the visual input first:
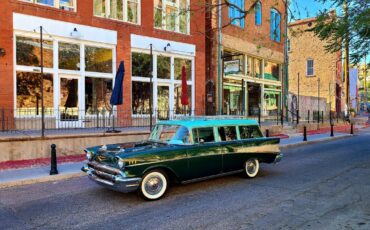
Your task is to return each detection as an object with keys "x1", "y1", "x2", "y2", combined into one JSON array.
[
  {"x1": 157, "y1": 85, "x2": 170, "y2": 120},
  {"x1": 187, "y1": 127, "x2": 223, "y2": 179},
  {"x1": 58, "y1": 75, "x2": 82, "y2": 128}
]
